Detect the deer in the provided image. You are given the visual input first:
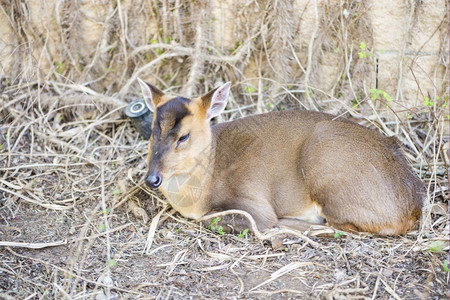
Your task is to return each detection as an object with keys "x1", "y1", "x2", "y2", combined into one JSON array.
[{"x1": 137, "y1": 79, "x2": 424, "y2": 236}]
